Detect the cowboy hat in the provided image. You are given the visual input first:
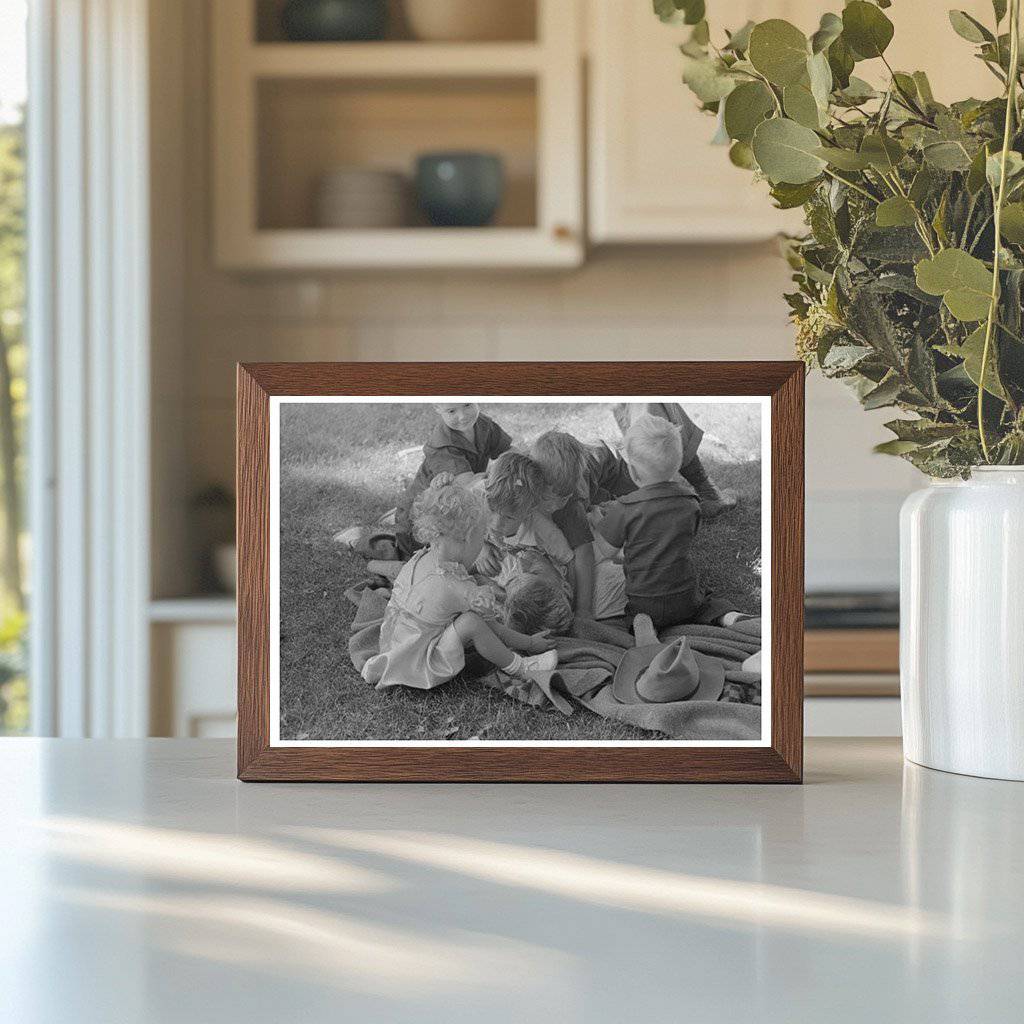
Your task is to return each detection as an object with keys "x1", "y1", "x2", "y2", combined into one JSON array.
[{"x1": 612, "y1": 636, "x2": 725, "y2": 705}]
